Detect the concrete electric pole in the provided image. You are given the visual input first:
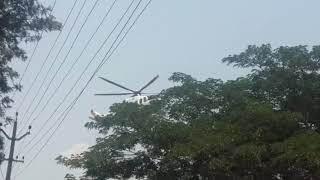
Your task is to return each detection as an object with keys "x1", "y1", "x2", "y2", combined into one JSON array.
[{"x1": 0, "y1": 112, "x2": 31, "y2": 180}]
